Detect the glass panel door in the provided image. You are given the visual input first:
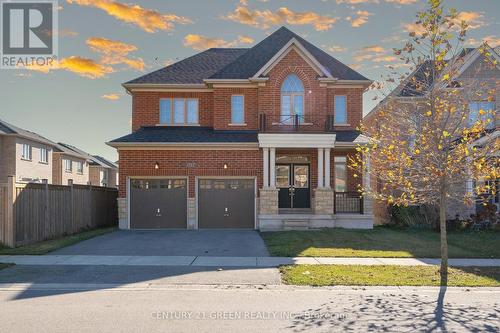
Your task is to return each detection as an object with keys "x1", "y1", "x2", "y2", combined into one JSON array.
[
  {"x1": 294, "y1": 165, "x2": 308, "y2": 188},
  {"x1": 281, "y1": 95, "x2": 292, "y2": 124},
  {"x1": 276, "y1": 165, "x2": 290, "y2": 188}
]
